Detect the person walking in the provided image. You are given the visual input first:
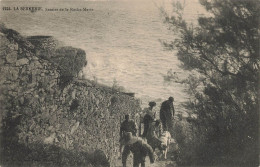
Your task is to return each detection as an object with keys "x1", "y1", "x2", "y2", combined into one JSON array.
[
  {"x1": 160, "y1": 97, "x2": 175, "y2": 132},
  {"x1": 120, "y1": 114, "x2": 137, "y2": 154},
  {"x1": 121, "y1": 132, "x2": 155, "y2": 167},
  {"x1": 120, "y1": 114, "x2": 137, "y2": 138},
  {"x1": 142, "y1": 102, "x2": 156, "y2": 138}
]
